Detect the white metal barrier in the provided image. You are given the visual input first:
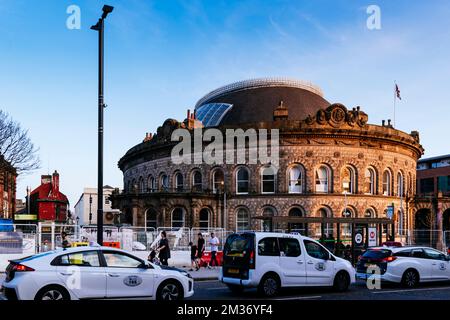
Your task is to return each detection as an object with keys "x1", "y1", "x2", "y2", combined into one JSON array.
[
  {"x1": 0, "y1": 224, "x2": 38, "y2": 254},
  {"x1": 118, "y1": 226, "x2": 156, "y2": 251},
  {"x1": 38, "y1": 223, "x2": 80, "y2": 252}
]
